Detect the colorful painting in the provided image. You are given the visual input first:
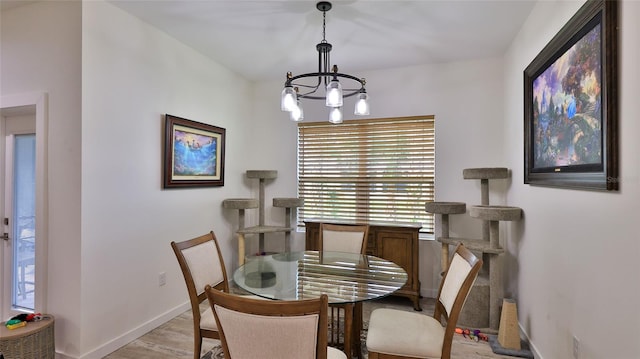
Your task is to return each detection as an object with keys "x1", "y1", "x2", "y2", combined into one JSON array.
[
  {"x1": 172, "y1": 127, "x2": 218, "y2": 176},
  {"x1": 532, "y1": 25, "x2": 602, "y2": 169},
  {"x1": 524, "y1": 0, "x2": 618, "y2": 191},
  {"x1": 164, "y1": 115, "x2": 225, "y2": 188}
]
